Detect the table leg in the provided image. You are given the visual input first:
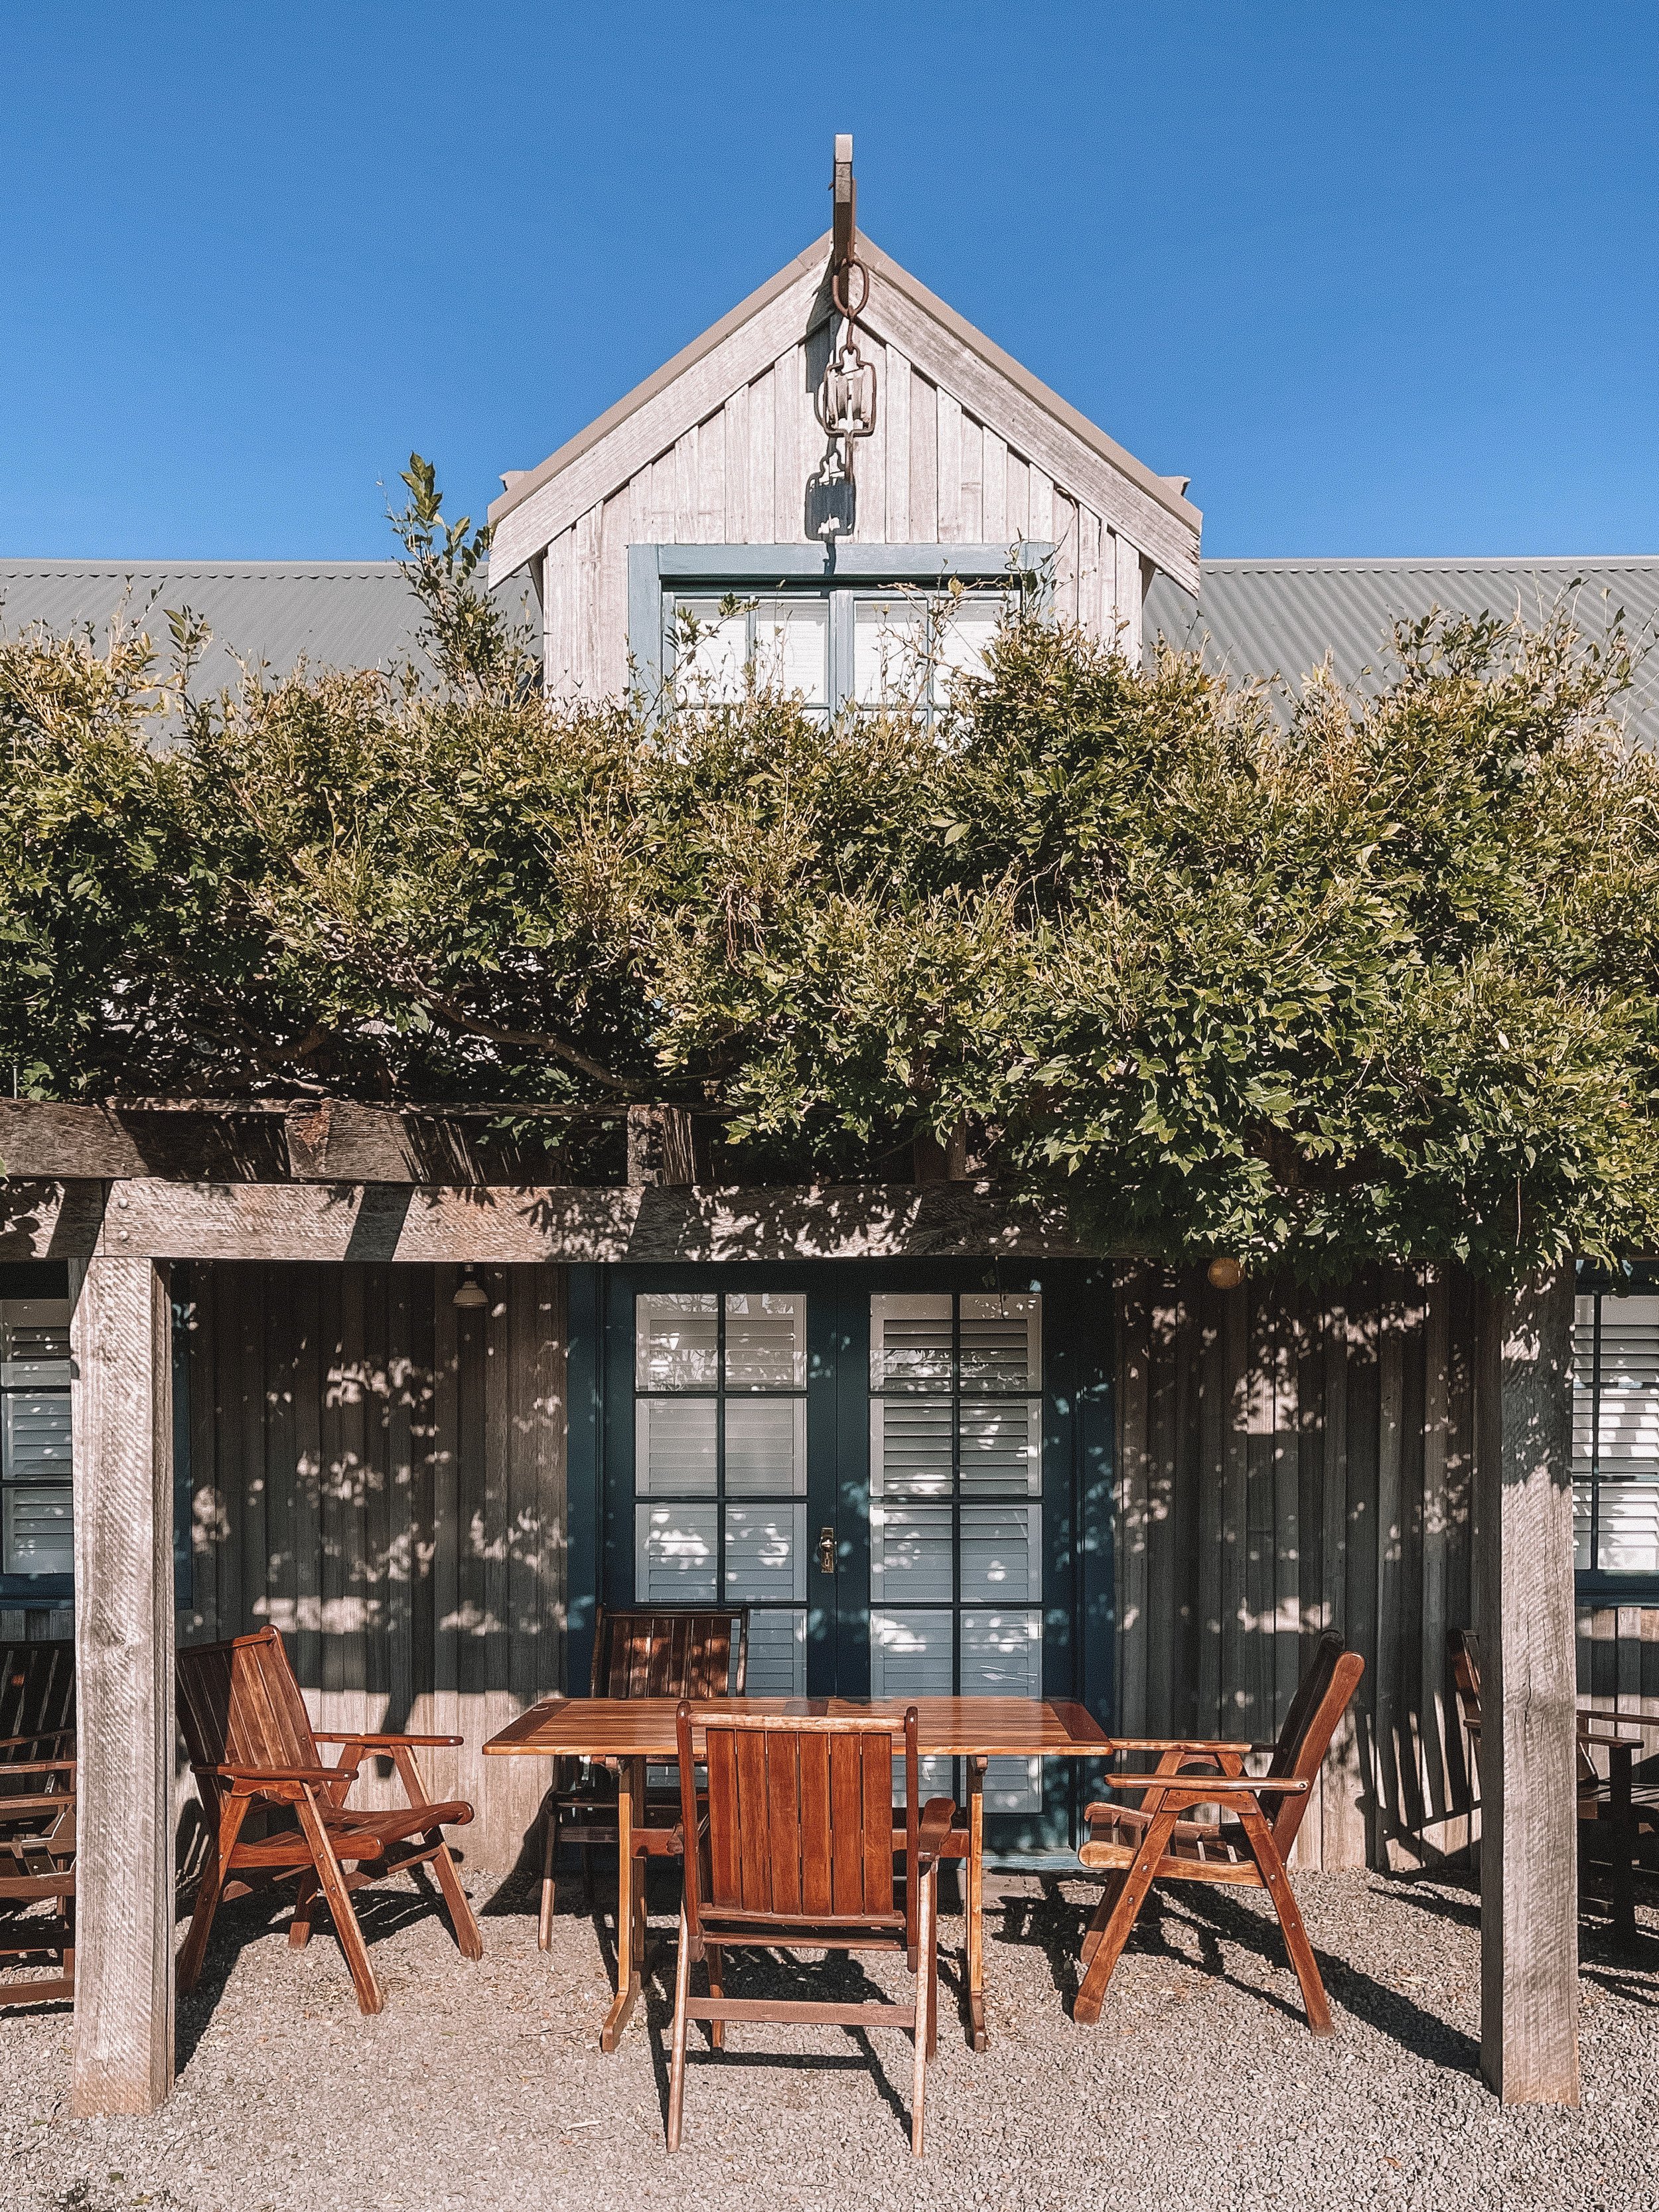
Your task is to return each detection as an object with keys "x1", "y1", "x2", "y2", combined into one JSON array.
[
  {"x1": 600, "y1": 1756, "x2": 646, "y2": 2051},
  {"x1": 966, "y1": 1756, "x2": 987, "y2": 2053},
  {"x1": 1611, "y1": 1741, "x2": 1636, "y2": 1951}
]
